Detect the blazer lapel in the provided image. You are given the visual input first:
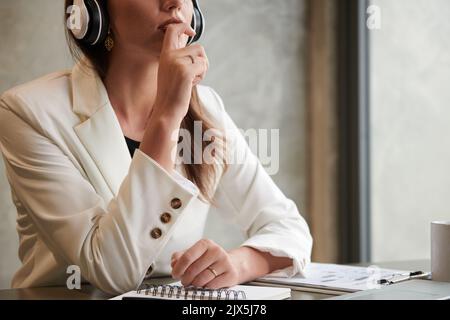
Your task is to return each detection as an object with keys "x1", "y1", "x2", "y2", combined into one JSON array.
[{"x1": 71, "y1": 60, "x2": 131, "y2": 197}]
